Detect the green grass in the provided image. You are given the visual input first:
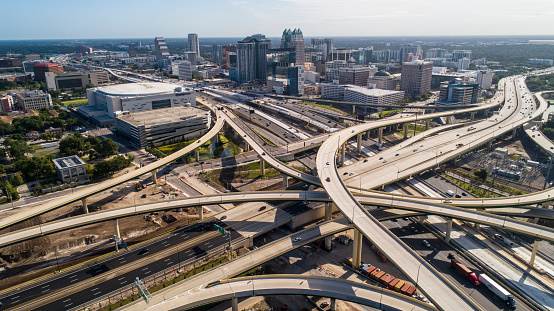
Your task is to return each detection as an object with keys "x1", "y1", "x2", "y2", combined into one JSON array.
[
  {"x1": 398, "y1": 124, "x2": 426, "y2": 138},
  {"x1": 62, "y1": 98, "x2": 88, "y2": 107},
  {"x1": 31, "y1": 145, "x2": 43, "y2": 150},
  {"x1": 215, "y1": 133, "x2": 241, "y2": 157},
  {"x1": 313, "y1": 102, "x2": 344, "y2": 114},
  {"x1": 442, "y1": 175, "x2": 499, "y2": 198},
  {"x1": 379, "y1": 109, "x2": 405, "y2": 118}
]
